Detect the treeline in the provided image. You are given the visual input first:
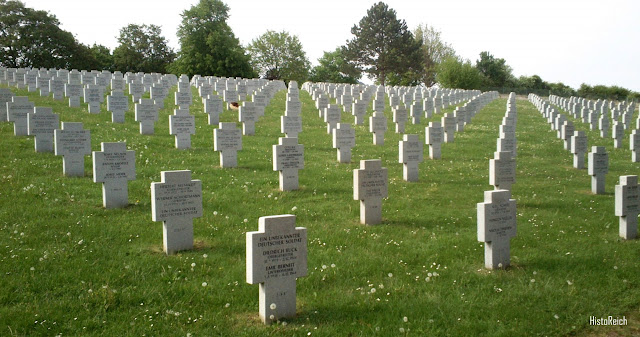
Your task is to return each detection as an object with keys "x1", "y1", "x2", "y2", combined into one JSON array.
[{"x1": 1, "y1": 0, "x2": 637, "y2": 101}]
